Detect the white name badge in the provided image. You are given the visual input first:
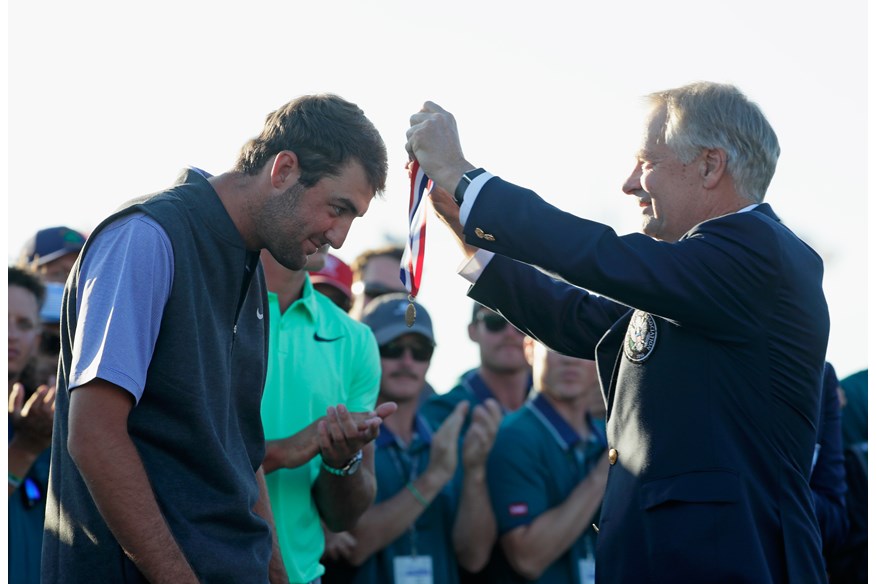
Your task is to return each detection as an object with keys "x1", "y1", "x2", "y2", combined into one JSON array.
[
  {"x1": 579, "y1": 557, "x2": 596, "y2": 584},
  {"x1": 394, "y1": 555, "x2": 433, "y2": 584}
]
